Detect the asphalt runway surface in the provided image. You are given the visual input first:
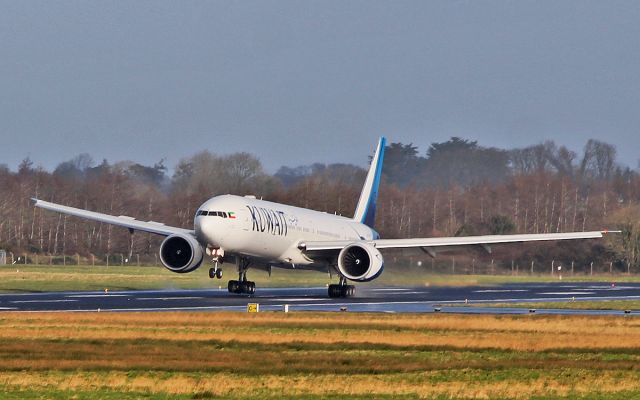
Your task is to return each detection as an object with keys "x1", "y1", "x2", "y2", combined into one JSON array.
[{"x1": 0, "y1": 282, "x2": 639, "y2": 315}]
